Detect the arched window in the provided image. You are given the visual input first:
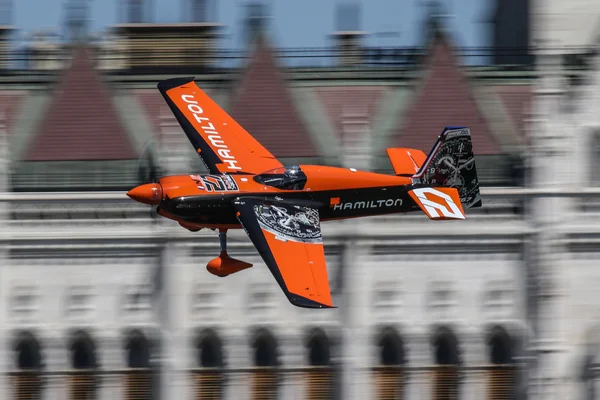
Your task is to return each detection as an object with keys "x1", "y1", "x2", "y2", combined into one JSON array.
[
  {"x1": 374, "y1": 327, "x2": 405, "y2": 400},
  {"x1": 69, "y1": 330, "x2": 97, "y2": 400},
  {"x1": 195, "y1": 329, "x2": 225, "y2": 400},
  {"x1": 305, "y1": 328, "x2": 334, "y2": 399},
  {"x1": 590, "y1": 130, "x2": 600, "y2": 187},
  {"x1": 13, "y1": 331, "x2": 43, "y2": 400},
  {"x1": 580, "y1": 351, "x2": 597, "y2": 400},
  {"x1": 251, "y1": 328, "x2": 278, "y2": 400},
  {"x1": 431, "y1": 326, "x2": 460, "y2": 400},
  {"x1": 487, "y1": 326, "x2": 516, "y2": 400},
  {"x1": 125, "y1": 330, "x2": 153, "y2": 400}
]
